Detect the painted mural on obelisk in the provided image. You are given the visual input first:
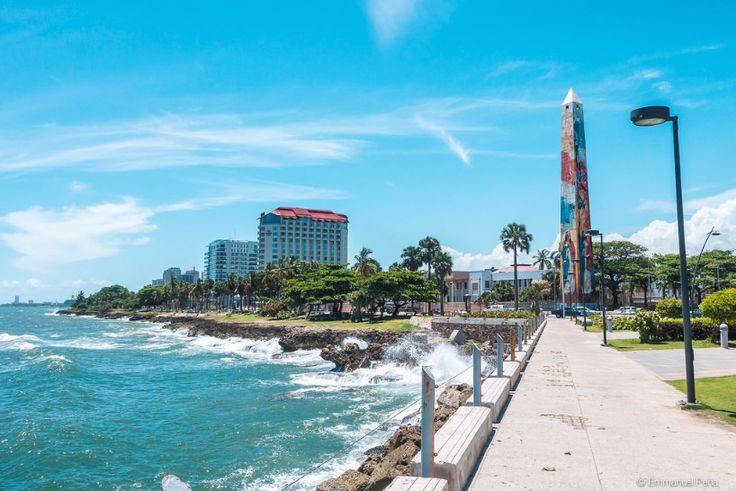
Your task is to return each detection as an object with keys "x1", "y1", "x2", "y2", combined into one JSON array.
[{"x1": 560, "y1": 88, "x2": 593, "y2": 300}]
